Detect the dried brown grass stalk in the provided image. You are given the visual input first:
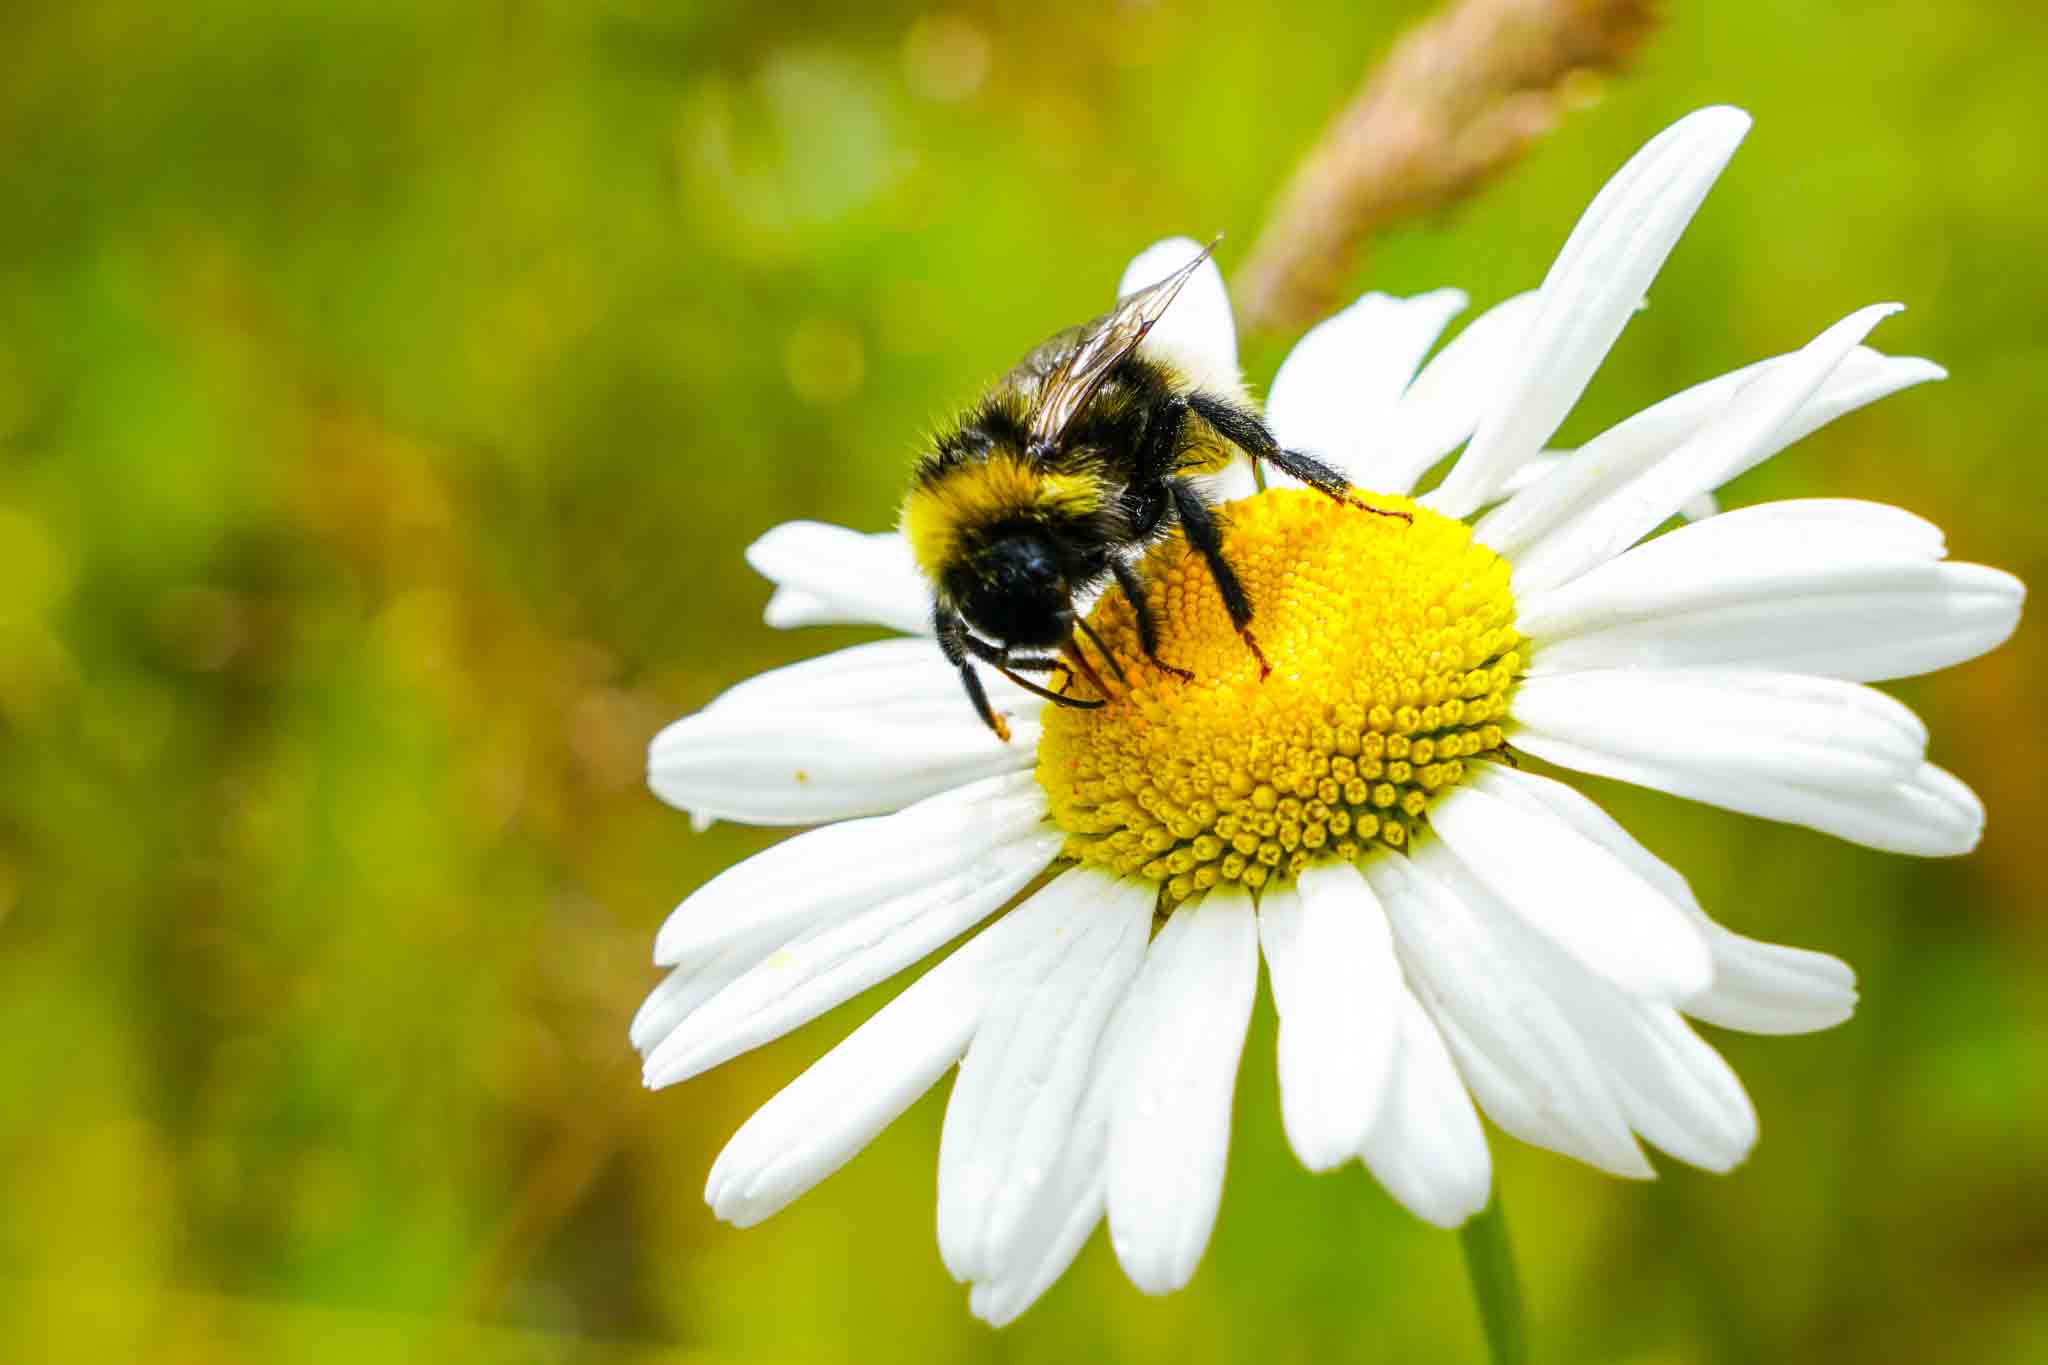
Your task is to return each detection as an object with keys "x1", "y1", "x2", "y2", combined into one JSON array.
[{"x1": 1233, "y1": 0, "x2": 1661, "y2": 336}]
